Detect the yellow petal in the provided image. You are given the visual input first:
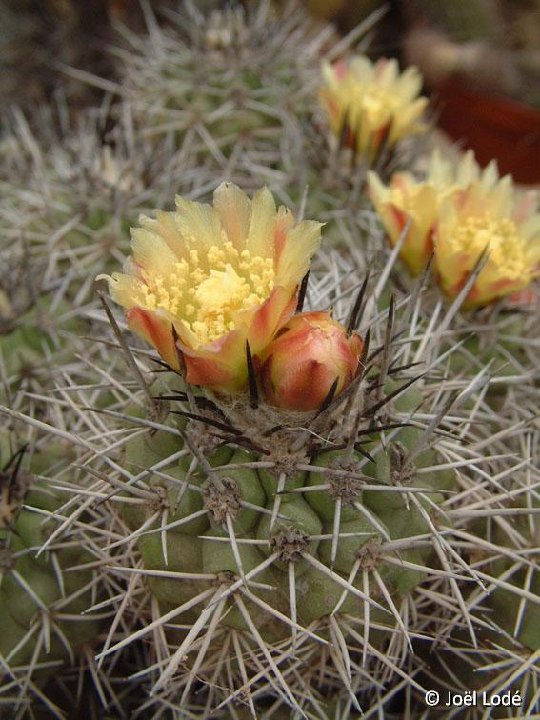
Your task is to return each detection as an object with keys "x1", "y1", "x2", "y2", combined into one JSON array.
[
  {"x1": 246, "y1": 187, "x2": 276, "y2": 258},
  {"x1": 275, "y1": 220, "x2": 323, "y2": 287},
  {"x1": 130, "y1": 227, "x2": 178, "y2": 278},
  {"x1": 103, "y1": 273, "x2": 149, "y2": 309},
  {"x1": 174, "y1": 195, "x2": 222, "y2": 251},
  {"x1": 149, "y1": 210, "x2": 187, "y2": 257},
  {"x1": 213, "y1": 182, "x2": 251, "y2": 249}
]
